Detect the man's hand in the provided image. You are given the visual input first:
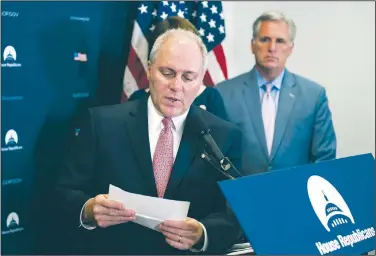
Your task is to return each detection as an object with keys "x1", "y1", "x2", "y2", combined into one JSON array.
[
  {"x1": 159, "y1": 217, "x2": 204, "y2": 250},
  {"x1": 83, "y1": 194, "x2": 136, "y2": 228}
]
